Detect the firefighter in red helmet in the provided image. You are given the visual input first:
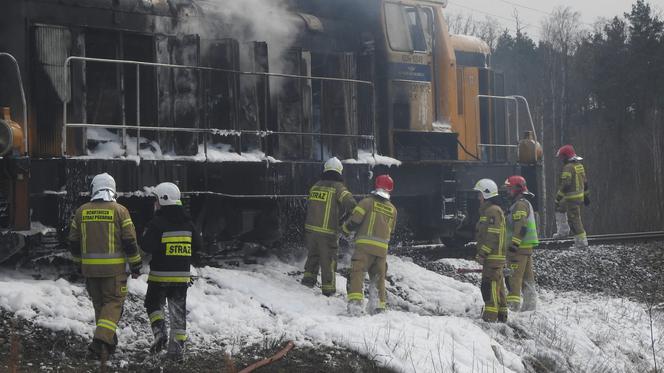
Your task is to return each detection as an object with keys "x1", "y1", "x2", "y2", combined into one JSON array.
[
  {"x1": 503, "y1": 176, "x2": 539, "y2": 311},
  {"x1": 554, "y1": 145, "x2": 589, "y2": 248},
  {"x1": 343, "y1": 174, "x2": 397, "y2": 316}
]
